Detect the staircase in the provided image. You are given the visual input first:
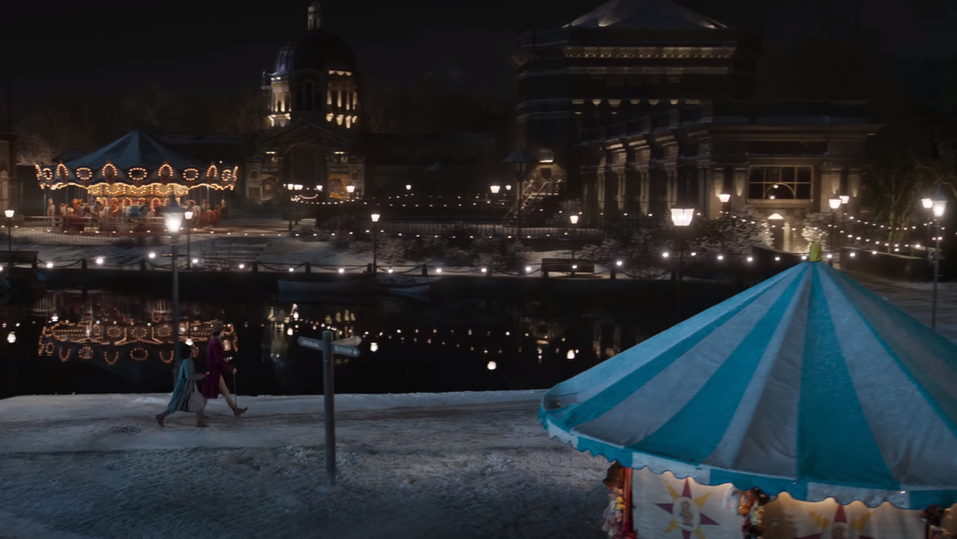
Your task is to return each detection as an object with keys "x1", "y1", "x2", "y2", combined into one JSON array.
[{"x1": 504, "y1": 178, "x2": 557, "y2": 225}]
